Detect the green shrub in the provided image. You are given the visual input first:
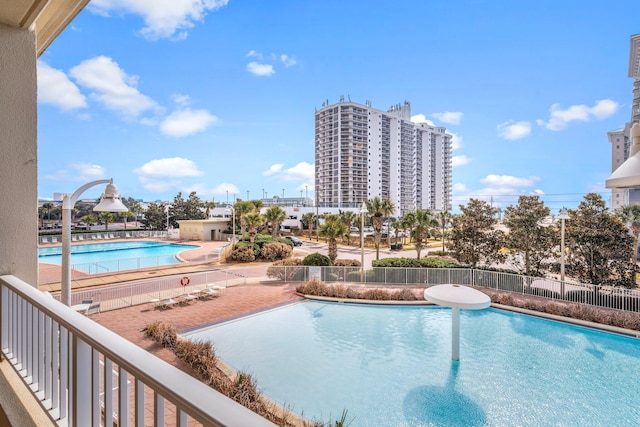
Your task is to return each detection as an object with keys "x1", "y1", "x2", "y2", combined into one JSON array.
[
  {"x1": 302, "y1": 253, "x2": 332, "y2": 266},
  {"x1": 333, "y1": 259, "x2": 361, "y2": 267}
]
